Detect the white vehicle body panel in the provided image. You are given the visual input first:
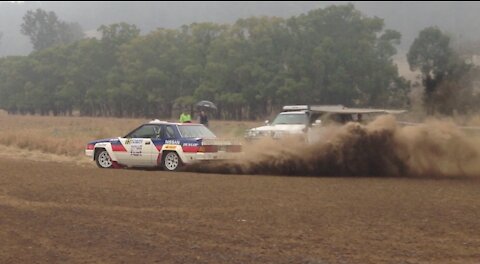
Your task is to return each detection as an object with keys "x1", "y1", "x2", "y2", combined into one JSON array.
[
  {"x1": 116, "y1": 138, "x2": 158, "y2": 167},
  {"x1": 246, "y1": 111, "x2": 308, "y2": 140}
]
